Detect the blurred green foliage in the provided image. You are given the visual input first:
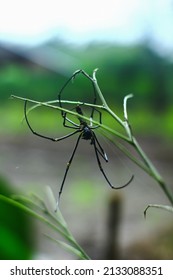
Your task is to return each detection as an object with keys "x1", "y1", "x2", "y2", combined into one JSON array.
[
  {"x1": 0, "y1": 42, "x2": 173, "y2": 138},
  {"x1": 0, "y1": 176, "x2": 35, "y2": 259},
  {"x1": 0, "y1": 43, "x2": 173, "y2": 106}
]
